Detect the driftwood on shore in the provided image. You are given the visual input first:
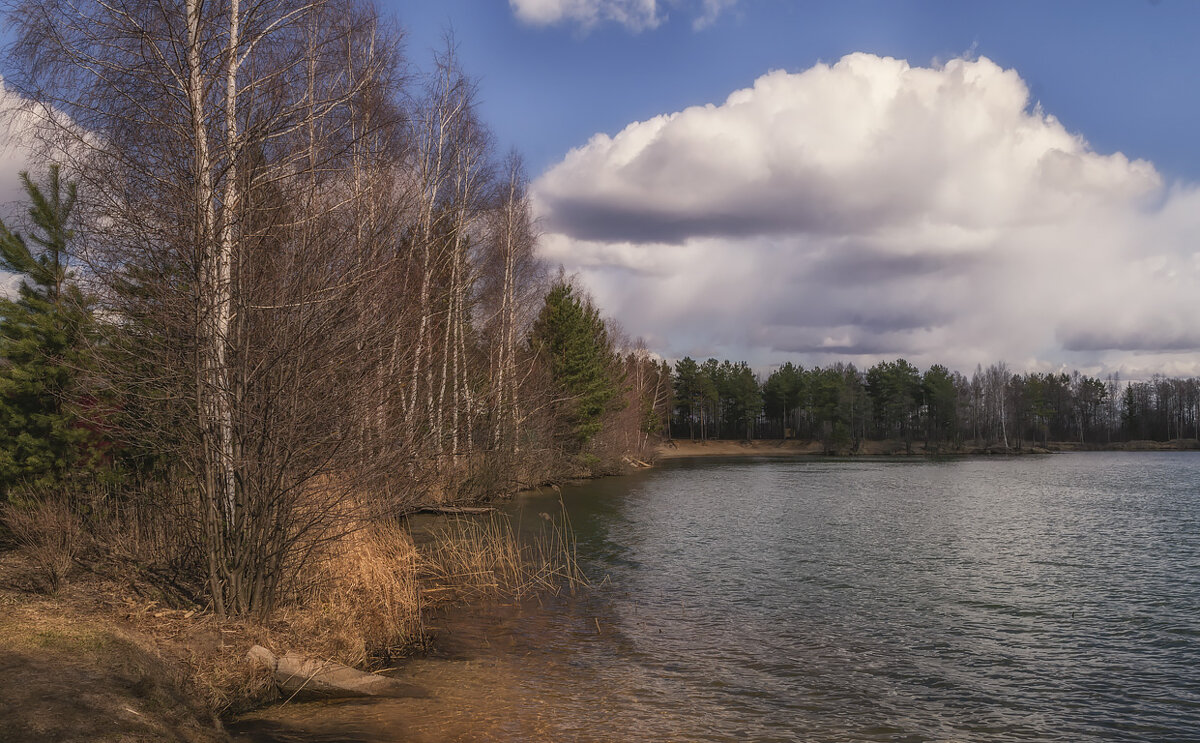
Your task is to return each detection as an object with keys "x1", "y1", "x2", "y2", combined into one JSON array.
[
  {"x1": 247, "y1": 646, "x2": 429, "y2": 701},
  {"x1": 412, "y1": 505, "x2": 496, "y2": 516}
]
